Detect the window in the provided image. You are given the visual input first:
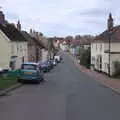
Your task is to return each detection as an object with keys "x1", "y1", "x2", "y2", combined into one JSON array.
[
  {"x1": 11, "y1": 44, "x2": 14, "y2": 54},
  {"x1": 100, "y1": 43, "x2": 102, "y2": 51},
  {"x1": 21, "y1": 64, "x2": 37, "y2": 70},
  {"x1": 91, "y1": 44, "x2": 93, "y2": 48},
  {"x1": 96, "y1": 44, "x2": 97, "y2": 50},
  {"x1": 92, "y1": 56, "x2": 95, "y2": 64},
  {"x1": 20, "y1": 44, "x2": 22, "y2": 52}
]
